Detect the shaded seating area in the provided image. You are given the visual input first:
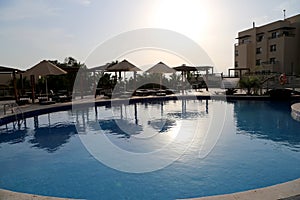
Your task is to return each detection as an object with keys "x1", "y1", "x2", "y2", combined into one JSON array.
[
  {"x1": 52, "y1": 90, "x2": 72, "y2": 103},
  {"x1": 133, "y1": 87, "x2": 176, "y2": 97},
  {"x1": 23, "y1": 60, "x2": 68, "y2": 105},
  {"x1": 16, "y1": 96, "x2": 31, "y2": 105}
]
